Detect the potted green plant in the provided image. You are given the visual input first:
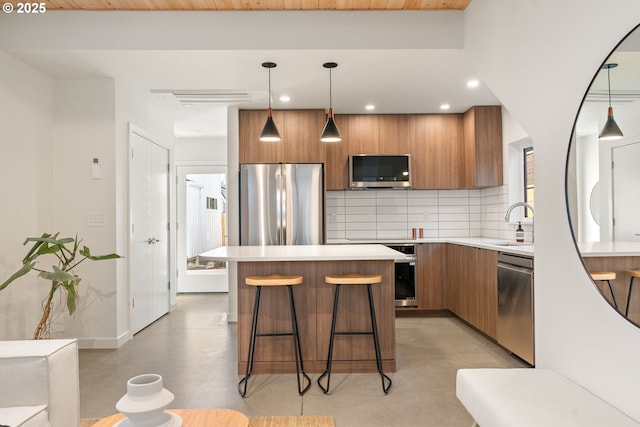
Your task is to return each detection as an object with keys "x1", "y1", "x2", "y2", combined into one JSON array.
[{"x1": 0, "y1": 232, "x2": 121, "y2": 339}]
